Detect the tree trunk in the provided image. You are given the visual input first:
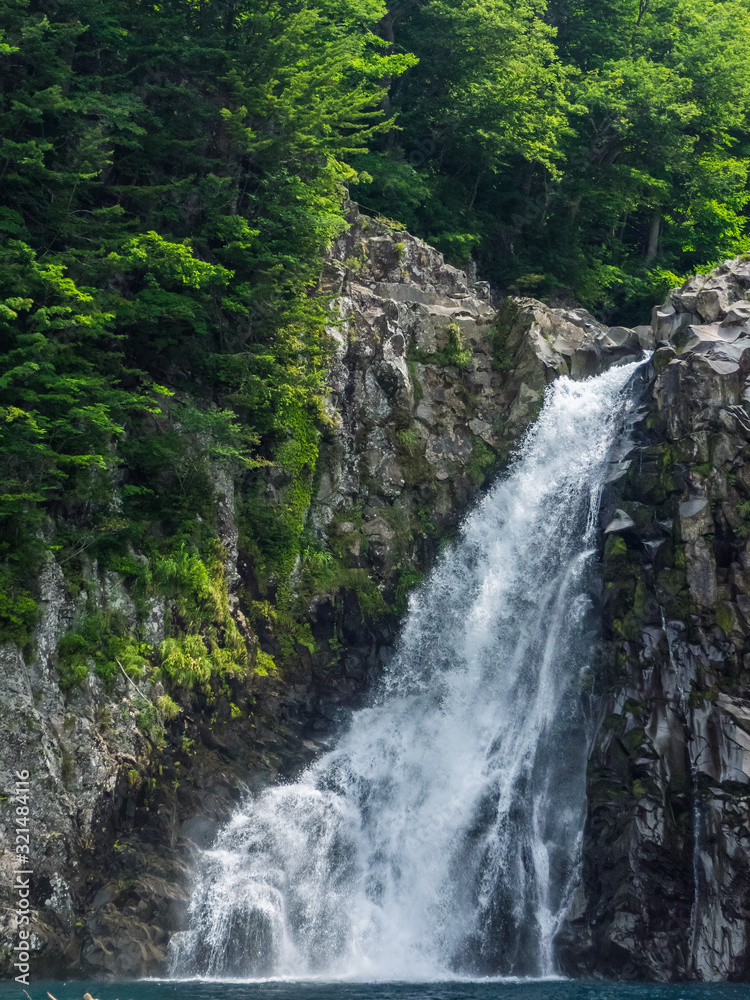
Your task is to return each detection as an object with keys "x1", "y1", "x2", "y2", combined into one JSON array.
[{"x1": 646, "y1": 211, "x2": 661, "y2": 261}]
